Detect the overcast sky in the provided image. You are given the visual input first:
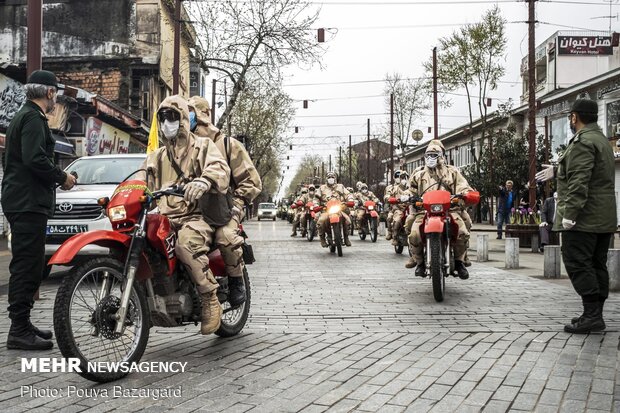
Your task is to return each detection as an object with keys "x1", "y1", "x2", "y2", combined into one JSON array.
[{"x1": 261, "y1": 0, "x2": 616, "y2": 199}]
